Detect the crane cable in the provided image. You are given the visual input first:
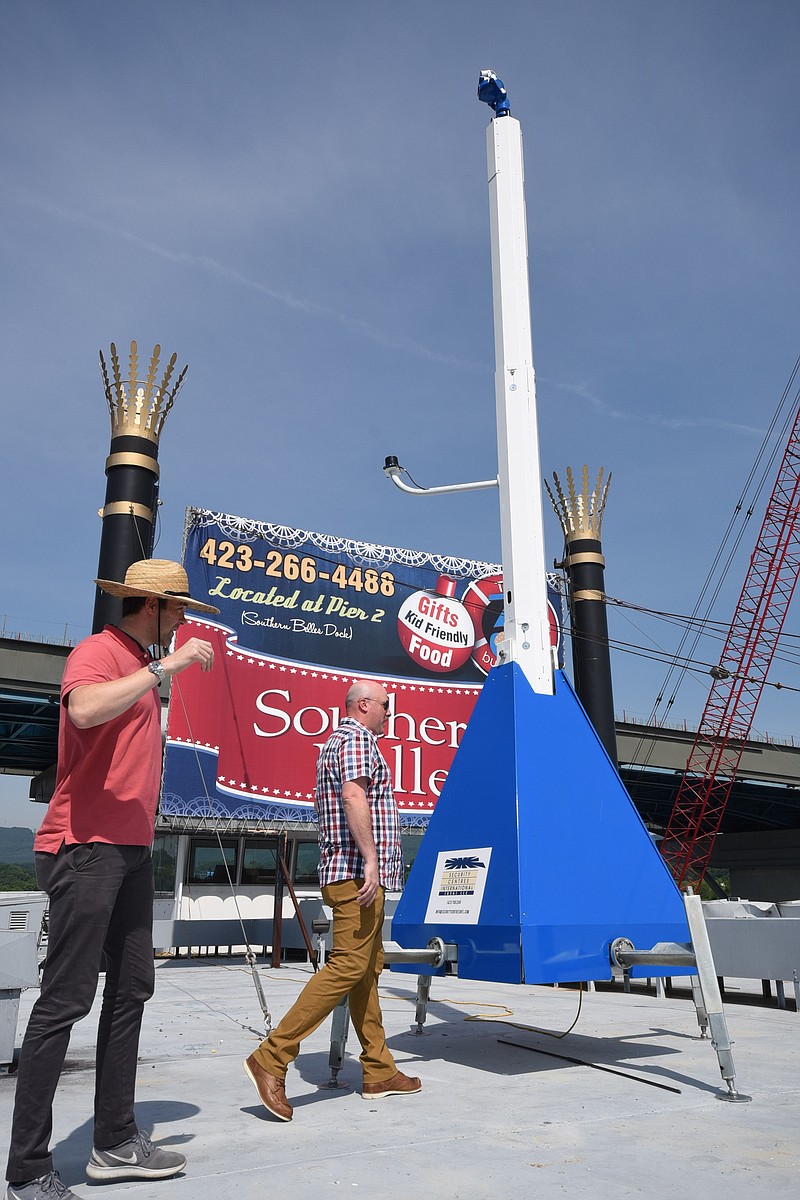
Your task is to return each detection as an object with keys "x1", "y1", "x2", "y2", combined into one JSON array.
[{"x1": 624, "y1": 356, "x2": 800, "y2": 776}]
